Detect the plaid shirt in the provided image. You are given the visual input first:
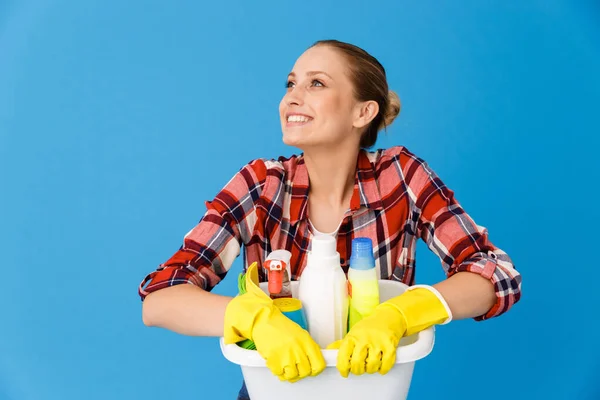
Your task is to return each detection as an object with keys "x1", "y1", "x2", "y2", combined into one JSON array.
[{"x1": 138, "y1": 146, "x2": 521, "y2": 320}]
